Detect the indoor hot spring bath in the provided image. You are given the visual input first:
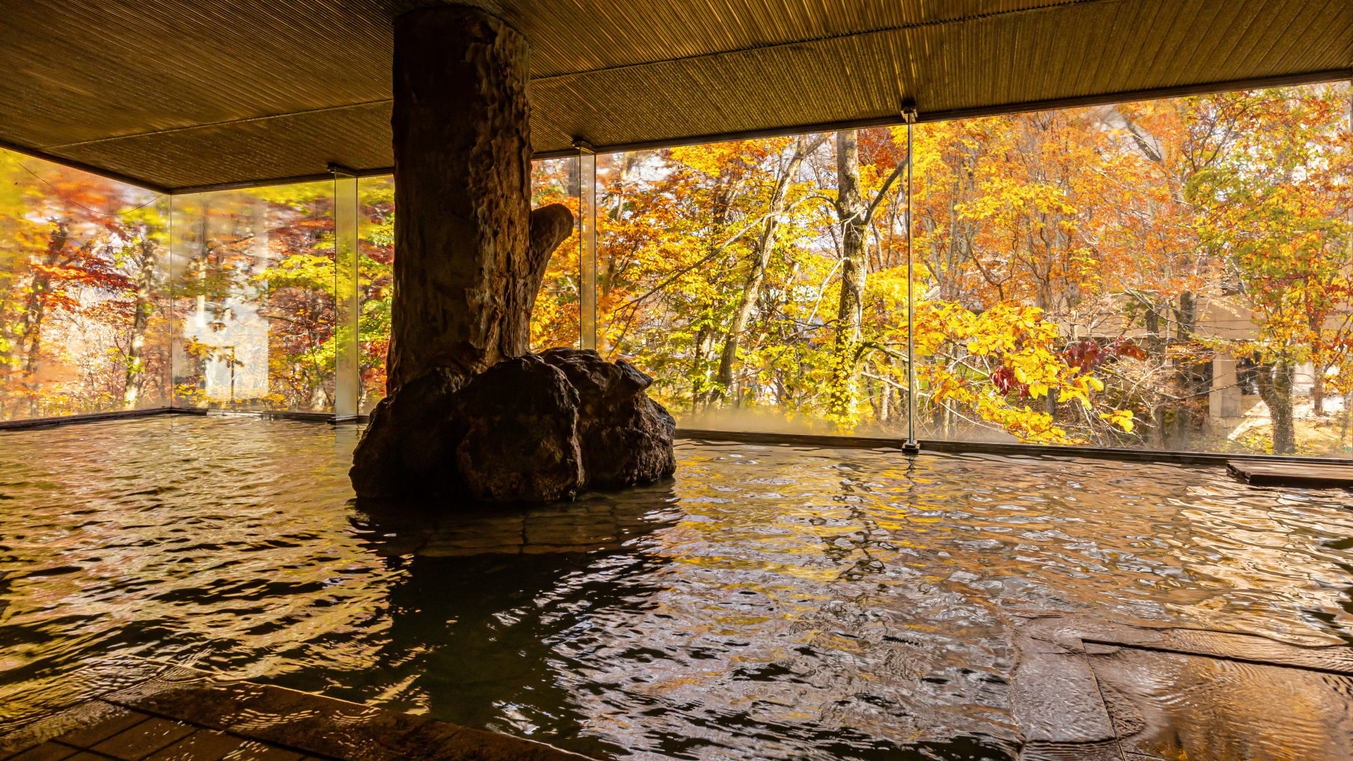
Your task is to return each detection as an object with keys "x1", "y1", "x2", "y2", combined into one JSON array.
[{"x1": 2, "y1": 416, "x2": 1352, "y2": 760}]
